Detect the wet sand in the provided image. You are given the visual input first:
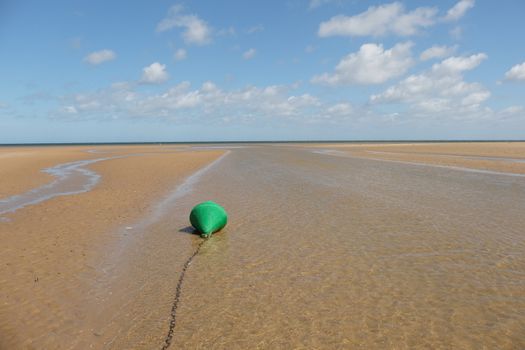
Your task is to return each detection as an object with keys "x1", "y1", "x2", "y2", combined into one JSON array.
[
  {"x1": 0, "y1": 147, "x2": 100, "y2": 198},
  {"x1": 1, "y1": 142, "x2": 525, "y2": 349},
  {"x1": 309, "y1": 142, "x2": 525, "y2": 175},
  {"x1": 0, "y1": 145, "x2": 224, "y2": 349}
]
